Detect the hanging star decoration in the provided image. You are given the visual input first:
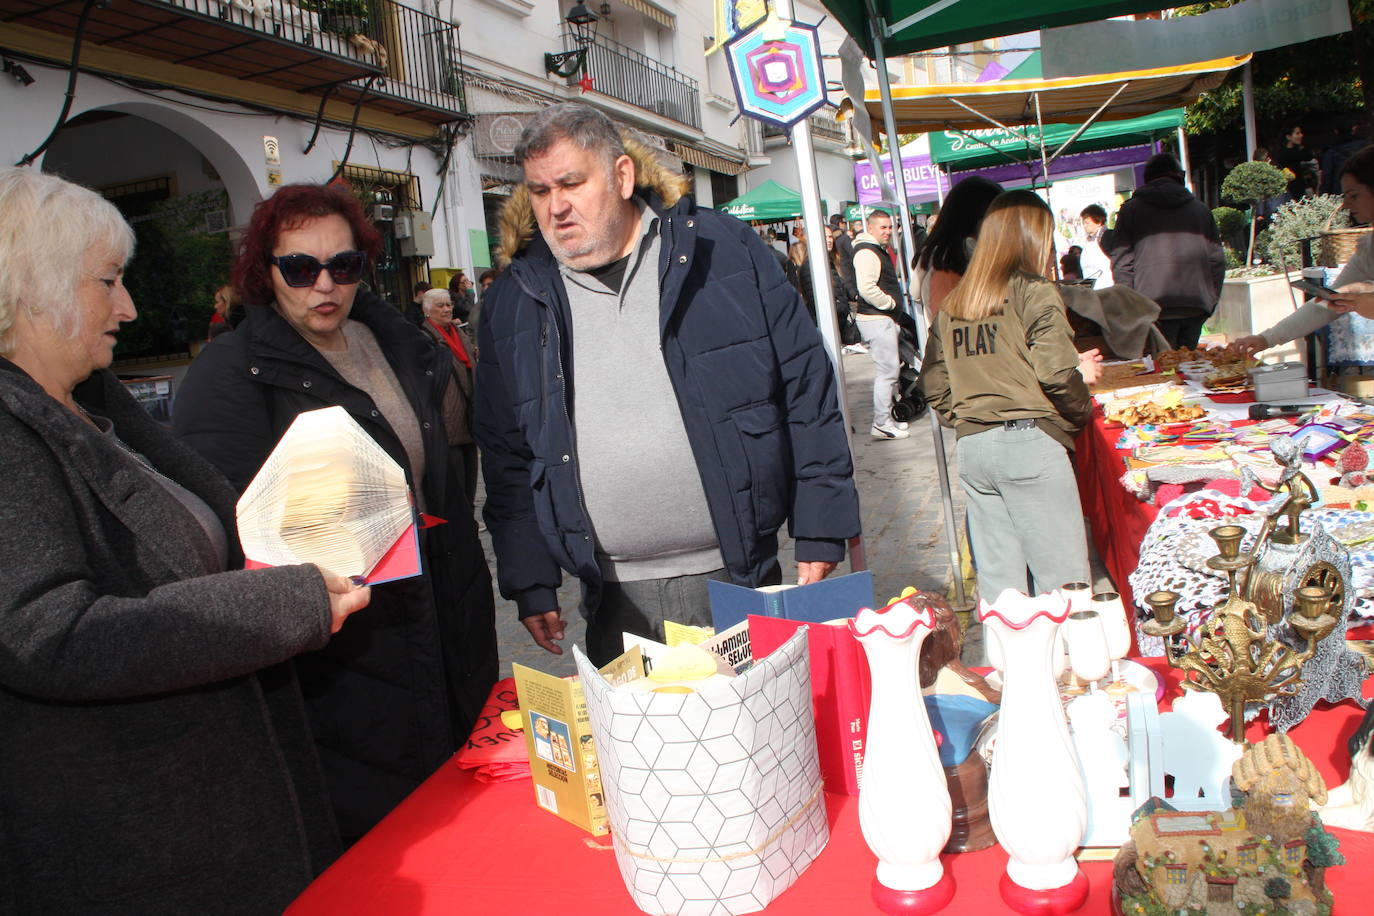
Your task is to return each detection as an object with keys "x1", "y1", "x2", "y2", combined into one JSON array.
[{"x1": 578, "y1": 71, "x2": 595, "y2": 93}]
